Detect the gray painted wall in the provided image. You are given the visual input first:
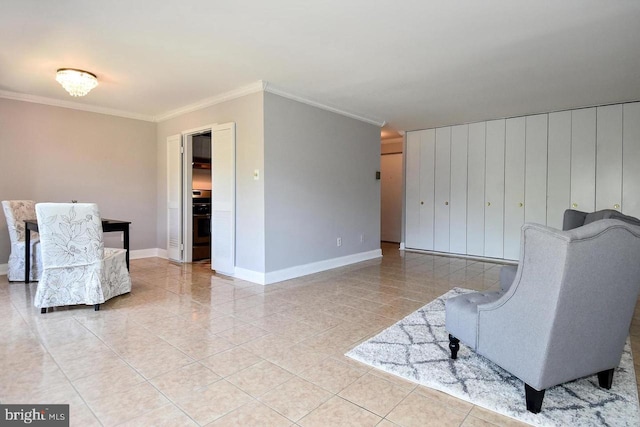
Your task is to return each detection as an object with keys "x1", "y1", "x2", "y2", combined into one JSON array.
[
  {"x1": 155, "y1": 92, "x2": 265, "y2": 272},
  {"x1": 263, "y1": 92, "x2": 381, "y2": 272},
  {"x1": 0, "y1": 98, "x2": 157, "y2": 263}
]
